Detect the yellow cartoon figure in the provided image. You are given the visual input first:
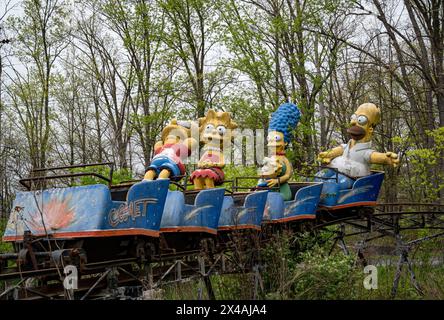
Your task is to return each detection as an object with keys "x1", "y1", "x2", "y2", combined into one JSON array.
[
  {"x1": 144, "y1": 119, "x2": 197, "y2": 181},
  {"x1": 257, "y1": 102, "x2": 301, "y2": 201},
  {"x1": 317, "y1": 103, "x2": 399, "y2": 189},
  {"x1": 190, "y1": 109, "x2": 238, "y2": 189}
]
